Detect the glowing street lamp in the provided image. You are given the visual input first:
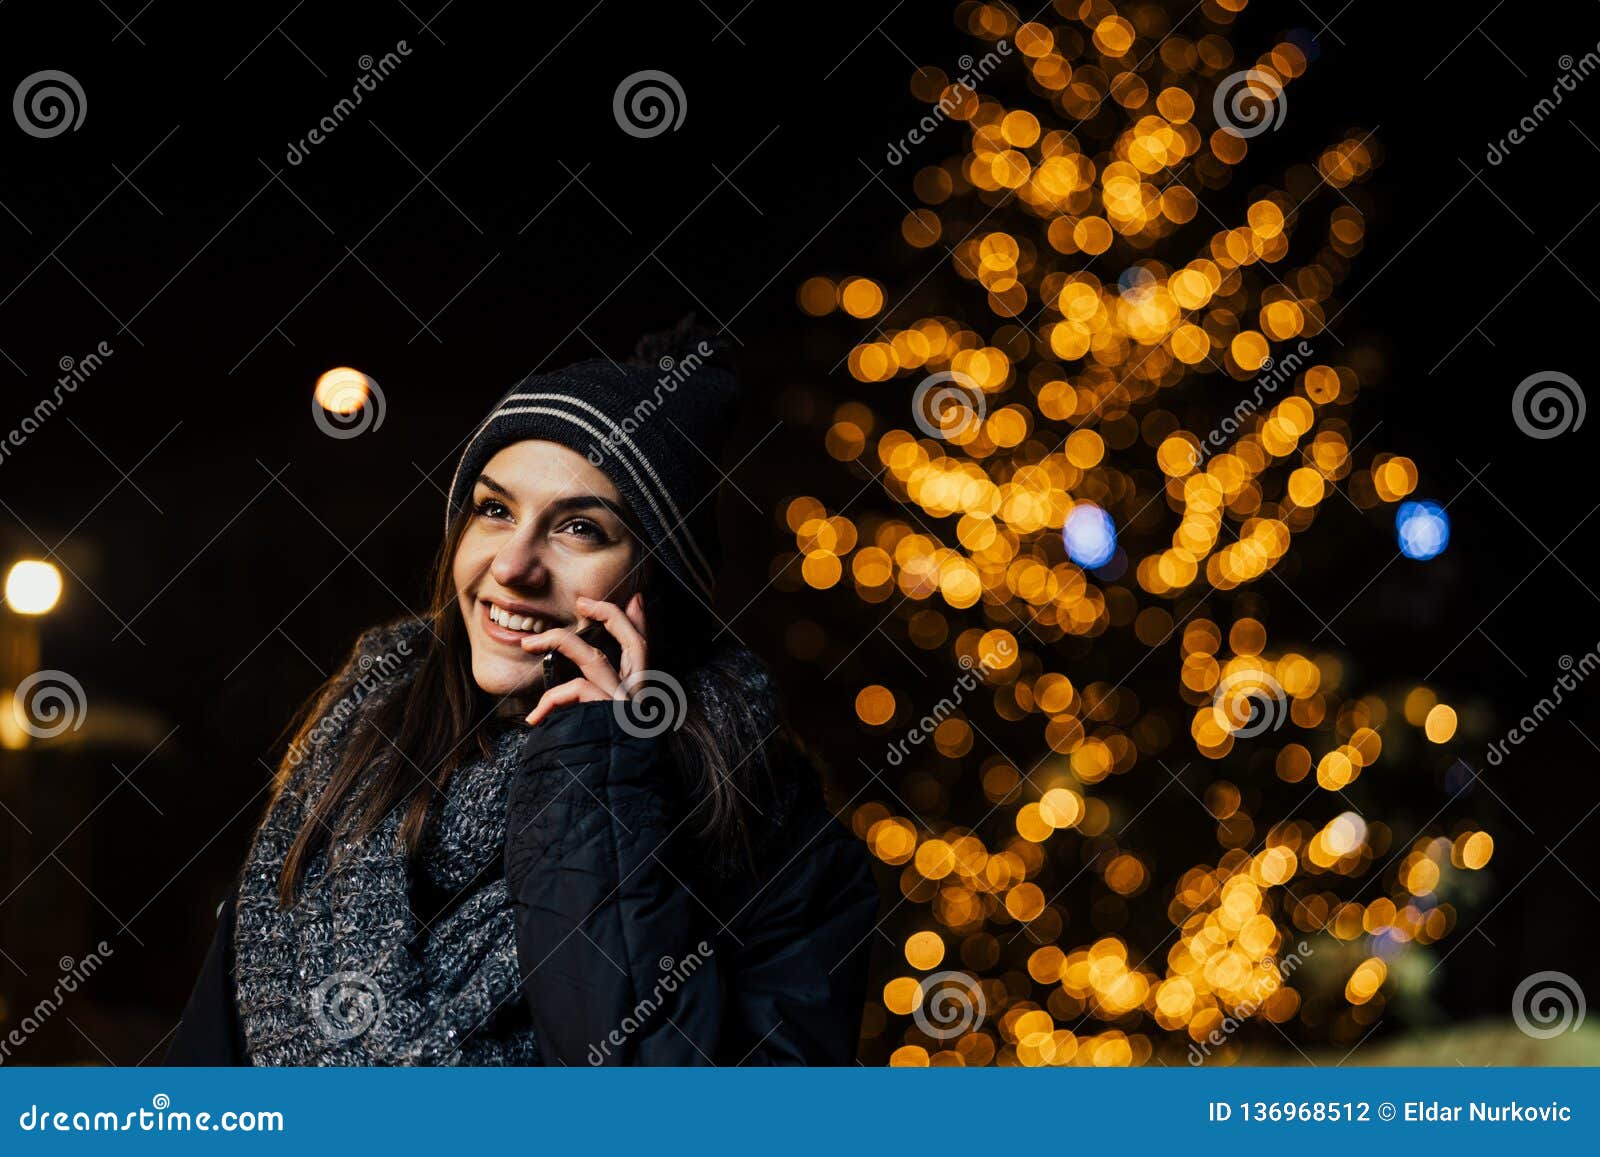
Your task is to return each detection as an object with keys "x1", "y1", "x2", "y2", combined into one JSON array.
[{"x1": 4, "y1": 559, "x2": 62, "y2": 615}]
